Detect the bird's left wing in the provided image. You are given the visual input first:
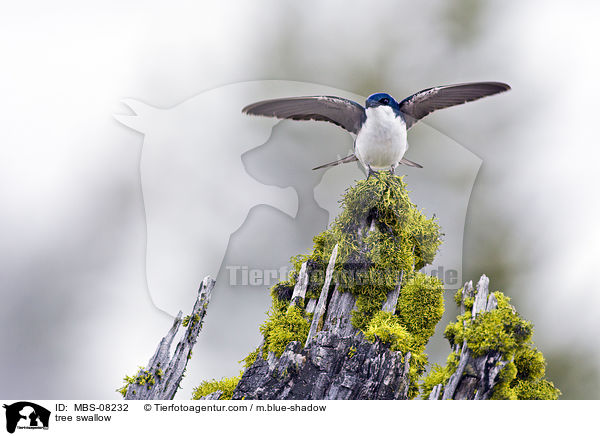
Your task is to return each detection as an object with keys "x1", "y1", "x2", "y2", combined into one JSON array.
[
  {"x1": 242, "y1": 96, "x2": 366, "y2": 134},
  {"x1": 399, "y1": 82, "x2": 511, "y2": 129}
]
